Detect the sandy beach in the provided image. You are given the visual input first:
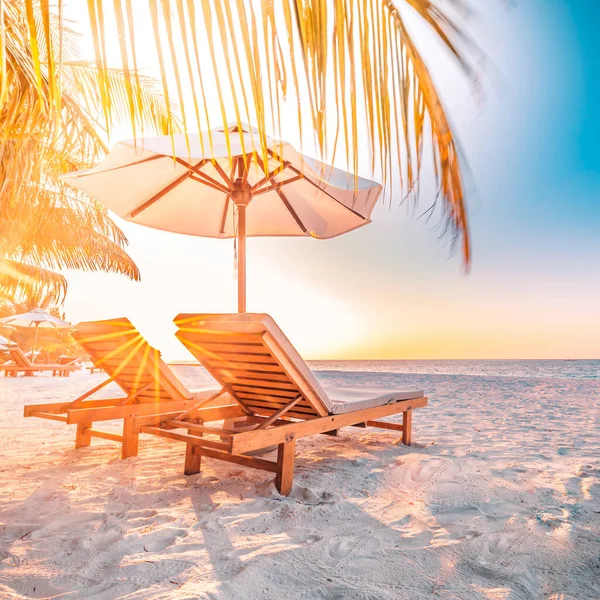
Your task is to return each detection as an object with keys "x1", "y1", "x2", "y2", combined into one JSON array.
[{"x1": 1, "y1": 366, "x2": 599, "y2": 599}]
